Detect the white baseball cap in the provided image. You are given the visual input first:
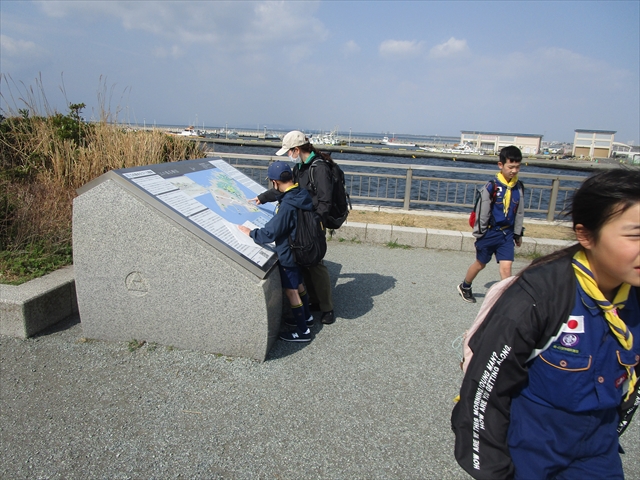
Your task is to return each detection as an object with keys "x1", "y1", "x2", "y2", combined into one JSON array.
[{"x1": 276, "y1": 130, "x2": 308, "y2": 156}]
